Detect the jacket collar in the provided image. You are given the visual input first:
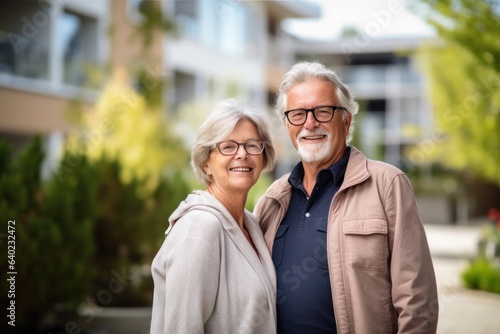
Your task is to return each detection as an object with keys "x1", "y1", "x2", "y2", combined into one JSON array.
[
  {"x1": 341, "y1": 146, "x2": 370, "y2": 190},
  {"x1": 265, "y1": 146, "x2": 370, "y2": 201},
  {"x1": 288, "y1": 146, "x2": 351, "y2": 189}
]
